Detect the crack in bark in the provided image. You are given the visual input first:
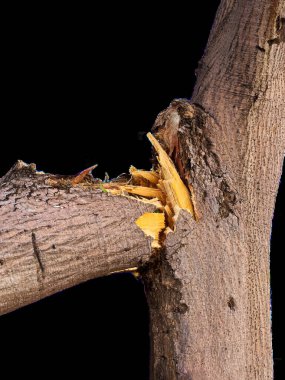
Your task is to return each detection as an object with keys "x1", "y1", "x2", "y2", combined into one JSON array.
[
  {"x1": 227, "y1": 296, "x2": 236, "y2": 311},
  {"x1": 31, "y1": 232, "x2": 45, "y2": 276},
  {"x1": 13, "y1": 197, "x2": 20, "y2": 212}
]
